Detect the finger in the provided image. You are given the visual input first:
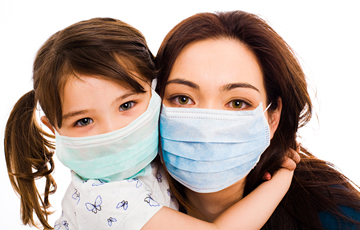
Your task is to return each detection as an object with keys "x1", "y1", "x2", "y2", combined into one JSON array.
[
  {"x1": 263, "y1": 172, "x2": 272, "y2": 181},
  {"x1": 281, "y1": 156, "x2": 297, "y2": 171},
  {"x1": 289, "y1": 148, "x2": 301, "y2": 164},
  {"x1": 296, "y1": 143, "x2": 301, "y2": 153}
]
